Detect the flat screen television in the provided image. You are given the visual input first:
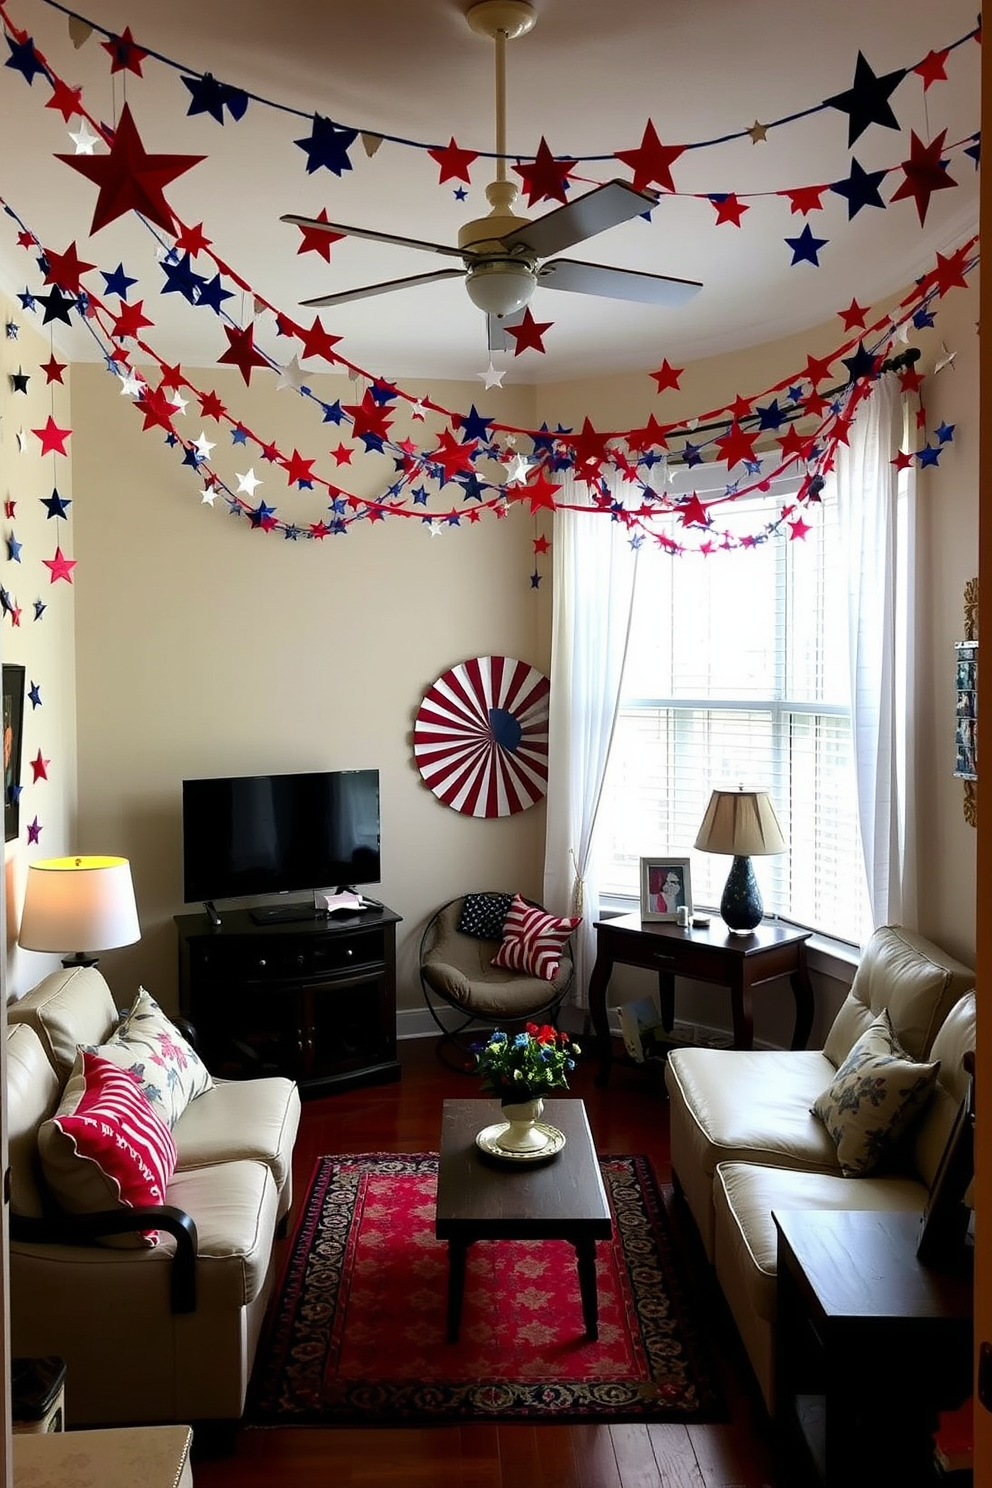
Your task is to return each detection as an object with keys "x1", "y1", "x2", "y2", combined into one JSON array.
[{"x1": 182, "y1": 769, "x2": 381, "y2": 915}]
